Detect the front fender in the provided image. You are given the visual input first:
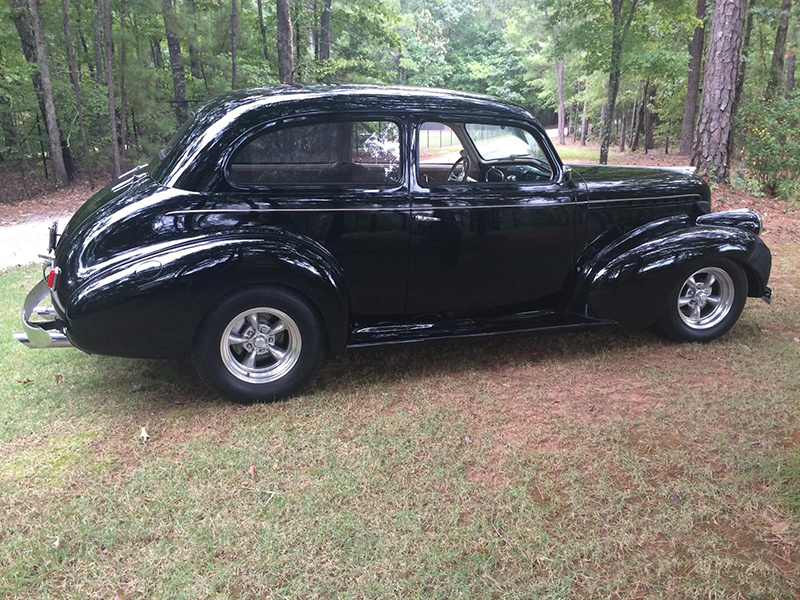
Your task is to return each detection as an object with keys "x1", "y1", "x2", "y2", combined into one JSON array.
[
  {"x1": 65, "y1": 233, "x2": 350, "y2": 358},
  {"x1": 570, "y1": 219, "x2": 769, "y2": 328}
]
